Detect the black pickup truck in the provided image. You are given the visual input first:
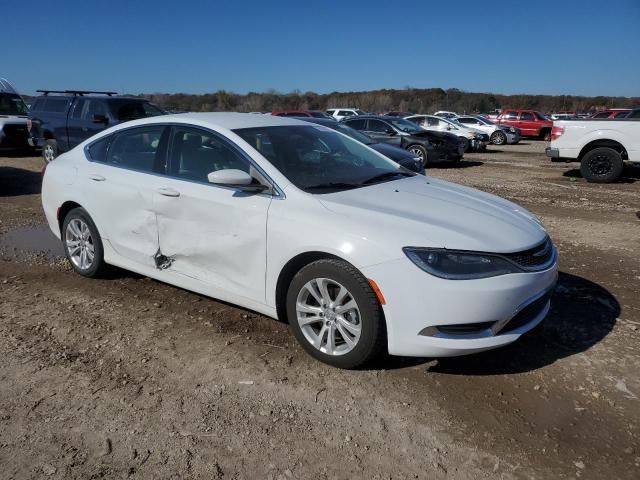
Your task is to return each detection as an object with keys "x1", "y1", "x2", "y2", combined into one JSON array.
[{"x1": 28, "y1": 90, "x2": 166, "y2": 162}]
